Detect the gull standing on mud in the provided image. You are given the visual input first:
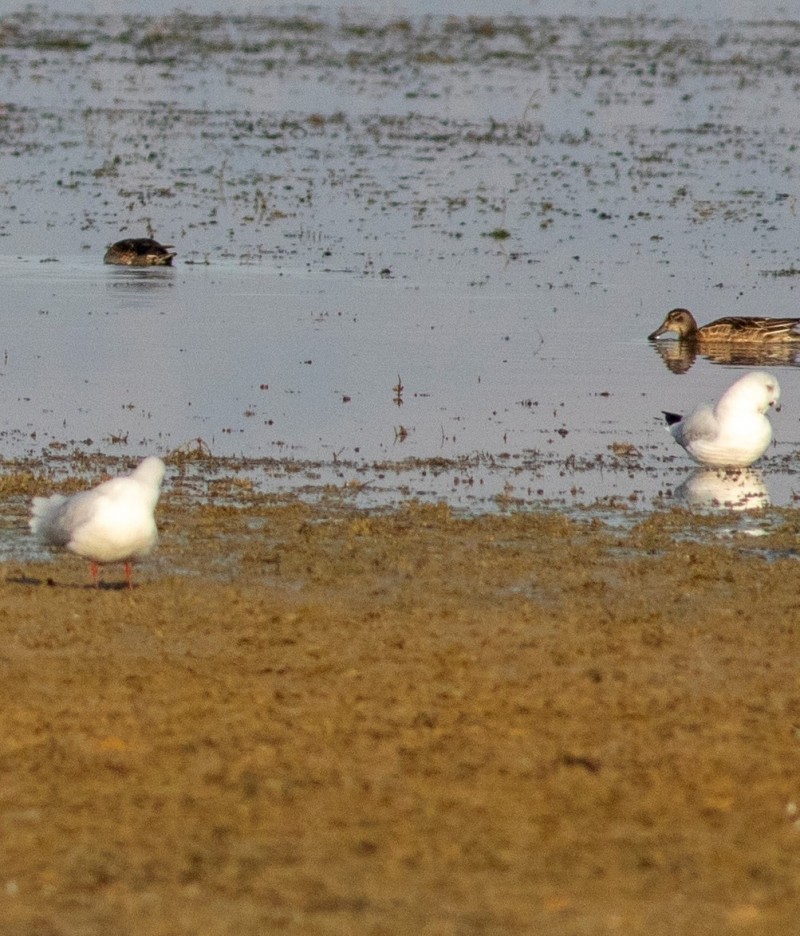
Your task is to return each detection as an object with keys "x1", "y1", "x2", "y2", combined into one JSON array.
[
  {"x1": 29, "y1": 457, "x2": 166, "y2": 588},
  {"x1": 661, "y1": 371, "x2": 781, "y2": 467}
]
